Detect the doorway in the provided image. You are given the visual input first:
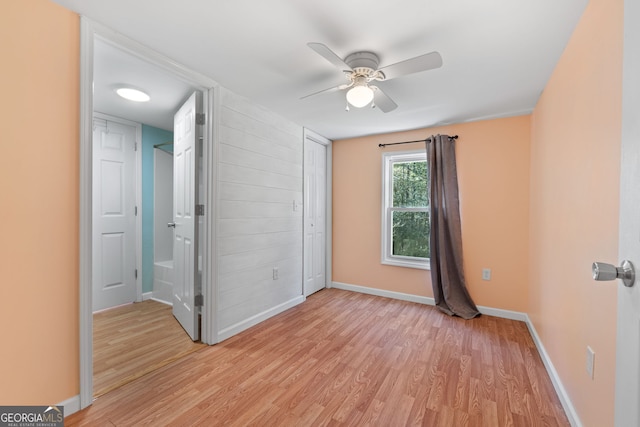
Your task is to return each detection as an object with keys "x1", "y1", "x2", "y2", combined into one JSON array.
[
  {"x1": 90, "y1": 58, "x2": 202, "y2": 397},
  {"x1": 79, "y1": 18, "x2": 218, "y2": 409}
]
